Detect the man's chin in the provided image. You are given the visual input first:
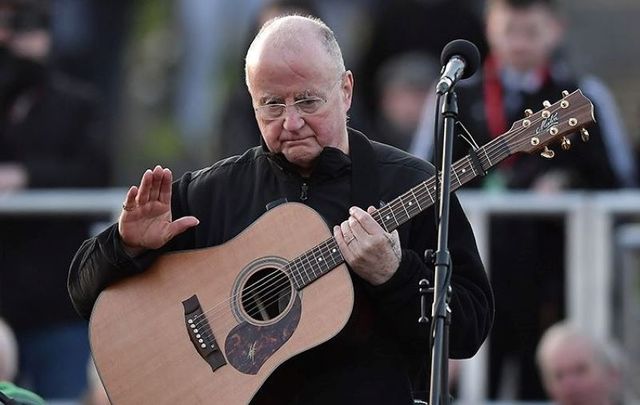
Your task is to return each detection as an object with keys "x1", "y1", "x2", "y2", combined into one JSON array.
[{"x1": 282, "y1": 149, "x2": 319, "y2": 171}]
